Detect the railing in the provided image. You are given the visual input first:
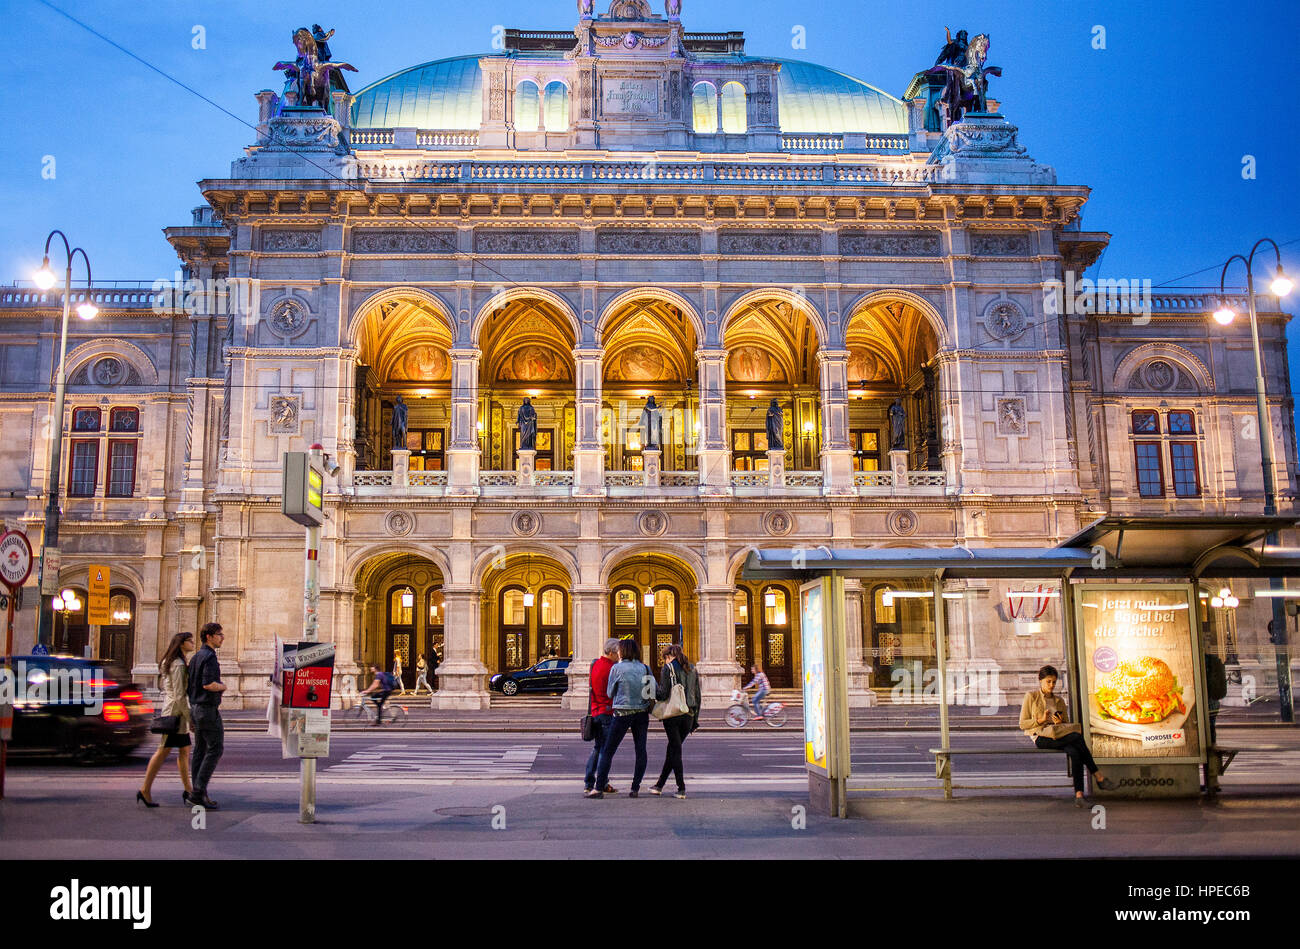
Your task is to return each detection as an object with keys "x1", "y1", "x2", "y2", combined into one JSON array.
[
  {"x1": 905, "y1": 471, "x2": 946, "y2": 487},
  {"x1": 417, "y1": 130, "x2": 478, "y2": 147},
  {"x1": 853, "y1": 471, "x2": 893, "y2": 488},
  {"x1": 355, "y1": 159, "x2": 462, "y2": 179},
  {"x1": 471, "y1": 163, "x2": 586, "y2": 181},
  {"x1": 535, "y1": 471, "x2": 574, "y2": 487},
  {"x1": 660, "y1": 471, "x2": 700, "y2": 487},
  {"x1": 712, "y1": 163, "x2": 824, "y2": 182},
  {"x1": 605, "y1": 471, "x2": 644, "y2": 487},
  {"x1": 353, "y1": 471, "x2": 394, "y2": 486},
  {"x1": 351, "y1": 129, "x2": 394, "y2": 146},
  {"x1": 785, "y1": 472, "x2": 825, "y2": 488},
  {"x1": 408, "y1": 471, "x2": 448, "y2": 486},
  {"x1": 730, "y1": 471, "x2": 767, "y2": 487},
  {"x1": 479, "y1": 471, "x2": 516, "y2": 486},
  {"x1": 782, "y1": 135, "x2": 843, "y2": 151},
  {"x1": 0, "y1": 286, "x2": 167, "y2": 308},
  {"x1": 835, "y1": 164, "x2": 938, "y2": 183}
]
